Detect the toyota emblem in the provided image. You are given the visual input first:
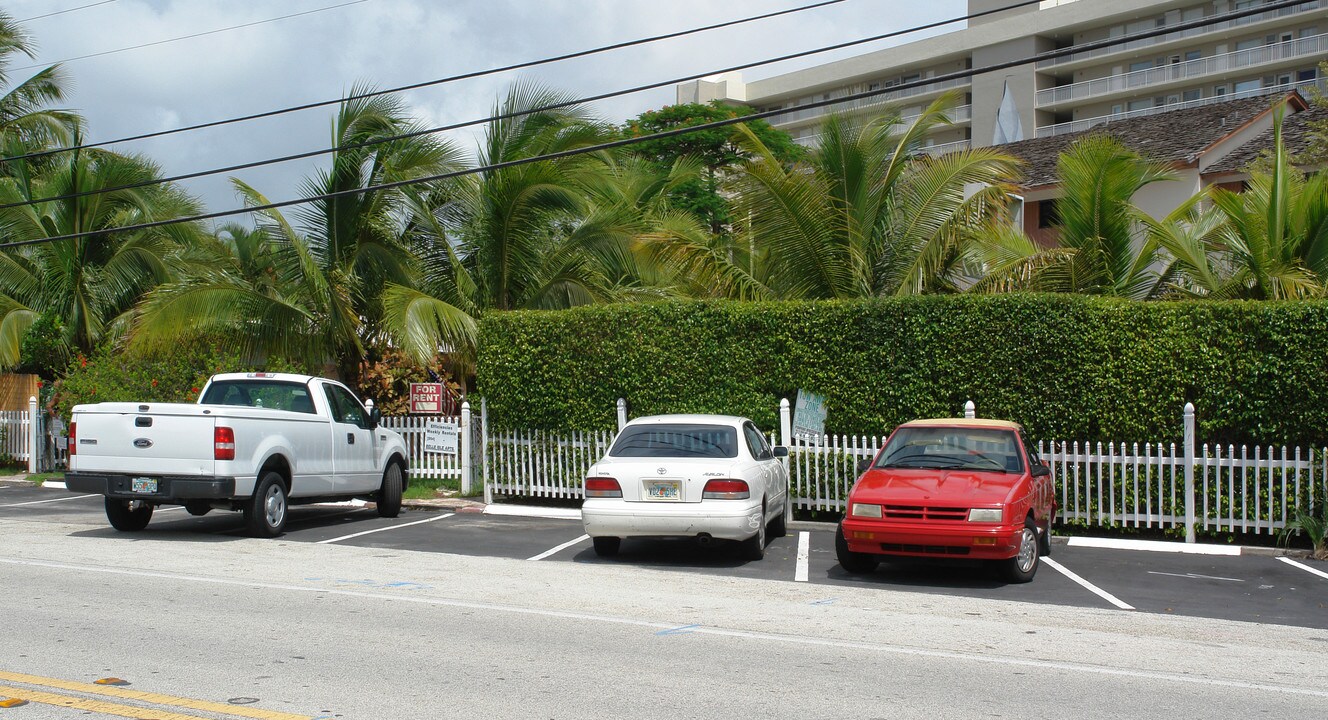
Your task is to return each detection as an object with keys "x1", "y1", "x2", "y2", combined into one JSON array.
[{"x1": 656, "y1": 467, "x2": 667, "y2": 475}]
